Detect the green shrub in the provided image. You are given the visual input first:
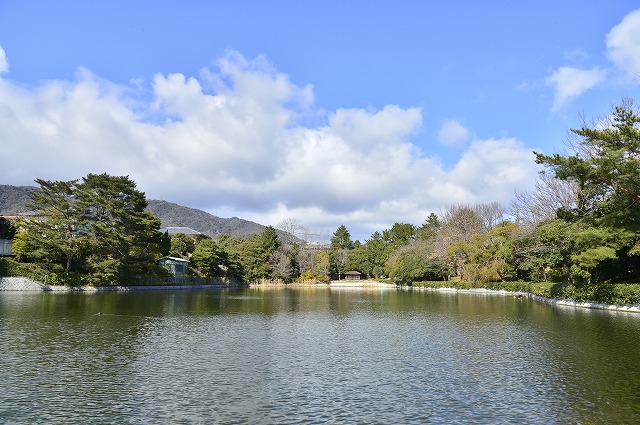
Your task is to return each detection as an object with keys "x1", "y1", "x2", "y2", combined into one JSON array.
[
  {"x1": 484, "y1": 281, "x2": 531, "y2": 292},
  {"x1": 0, "y1": 258, "x2": 7, "y2": 276},
  {"x1": 299, "y1": 270, "x2": 315, "y2": 281},
  {"x1": 0, "y1": 258, "x2": 46, "y2": 279},
  {"x1": 413, "y1": 280, "x2": 468, "y2": 289}
]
